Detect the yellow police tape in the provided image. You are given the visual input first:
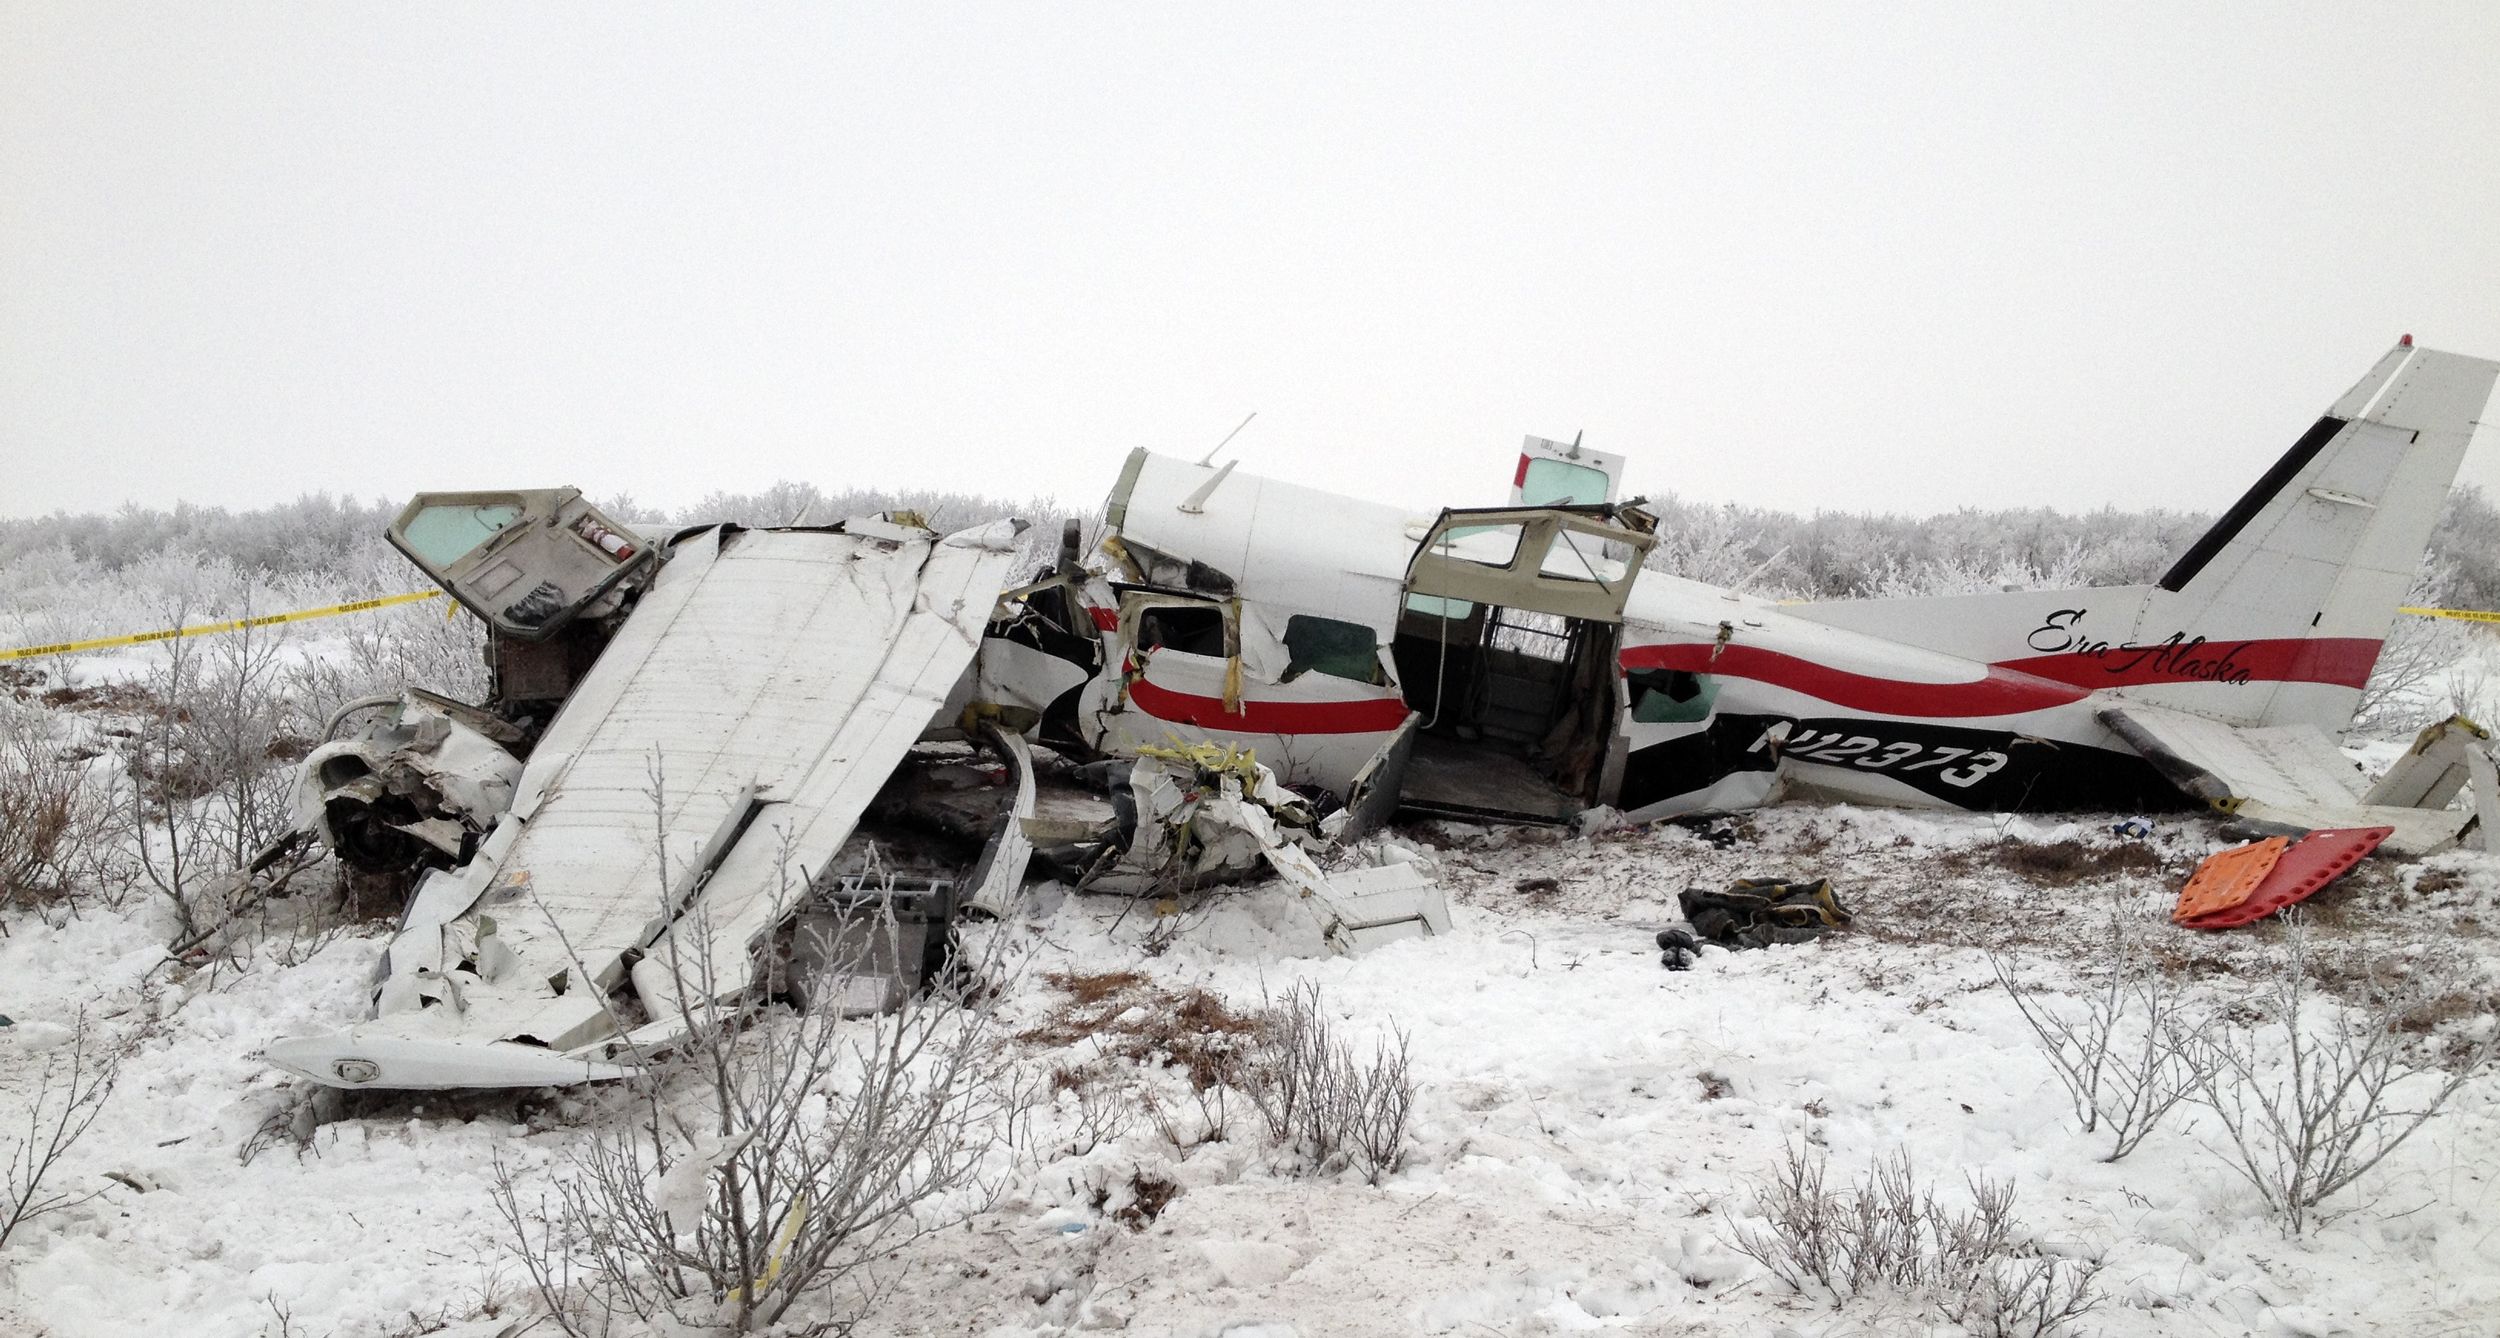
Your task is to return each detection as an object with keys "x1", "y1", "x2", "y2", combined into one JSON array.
[
  {"x1": 2400, "y1": 606, "x2": 2500, "y2": 626},
  {"x1": 0, "y1": 591, "x2": 445, "y2": 664}
]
